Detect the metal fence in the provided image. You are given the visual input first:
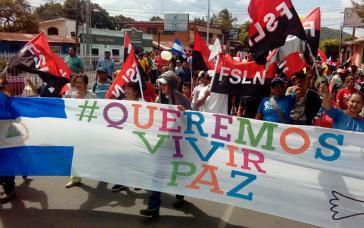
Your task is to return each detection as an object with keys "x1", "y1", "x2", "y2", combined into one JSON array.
[{"x1": 0, "y1": 53, "x2": 106, "y2": 96}]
